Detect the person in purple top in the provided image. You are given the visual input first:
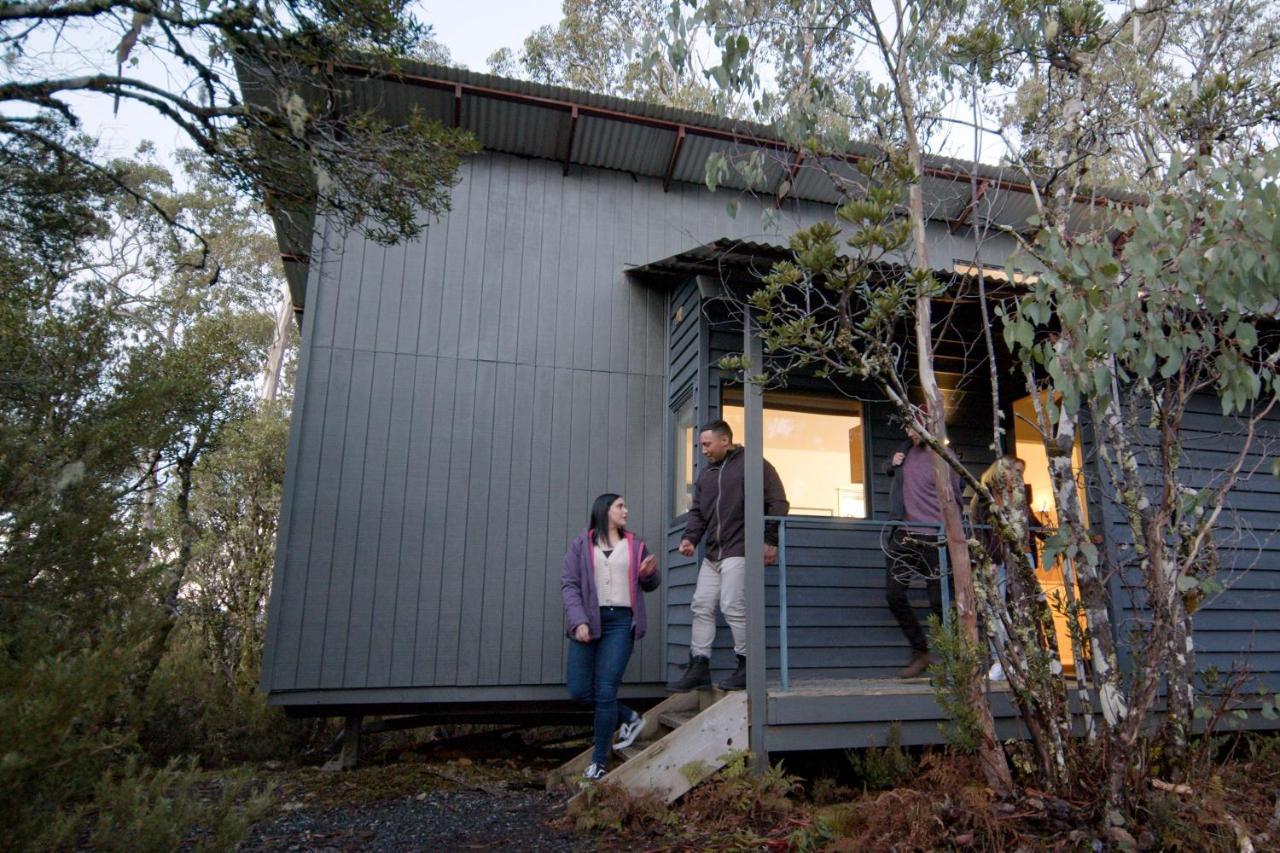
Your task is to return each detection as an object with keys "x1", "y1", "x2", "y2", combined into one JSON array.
[
  {"x1": 561, "y1": 493, "x2": 660, "y2": 781},
  {"x1": 883, "y1": 426, "x2": 964, "y2": 678}
]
